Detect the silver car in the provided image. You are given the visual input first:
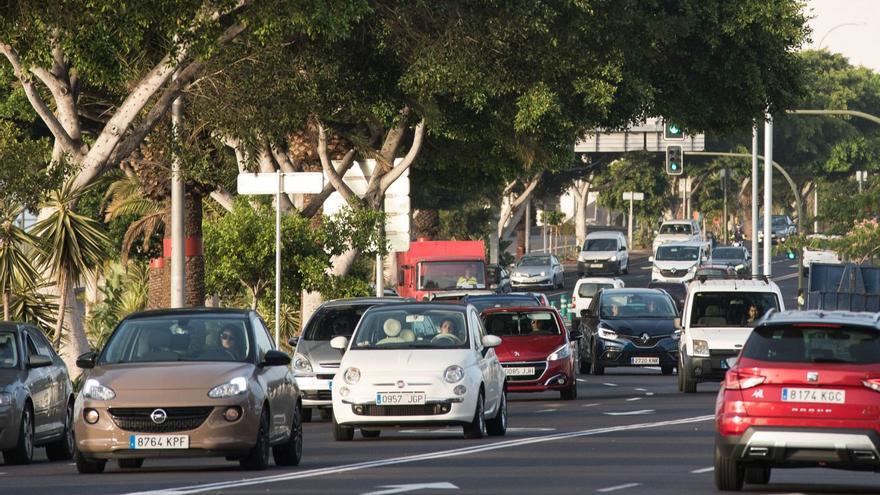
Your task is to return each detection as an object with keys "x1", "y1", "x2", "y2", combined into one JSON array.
[{"x1": 510, "y1": 254, "x2": 565, "y2": 290}]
